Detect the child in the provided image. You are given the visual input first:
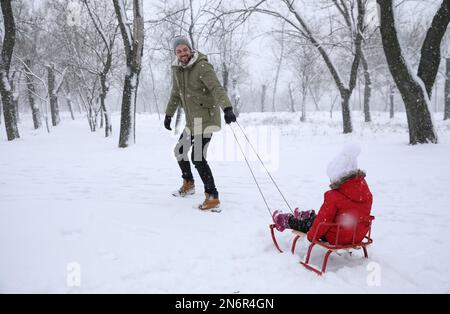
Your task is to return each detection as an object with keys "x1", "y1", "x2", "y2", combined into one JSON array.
[{"x1": 272, "y1": 143, "x2": 373, "y2": 245}]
